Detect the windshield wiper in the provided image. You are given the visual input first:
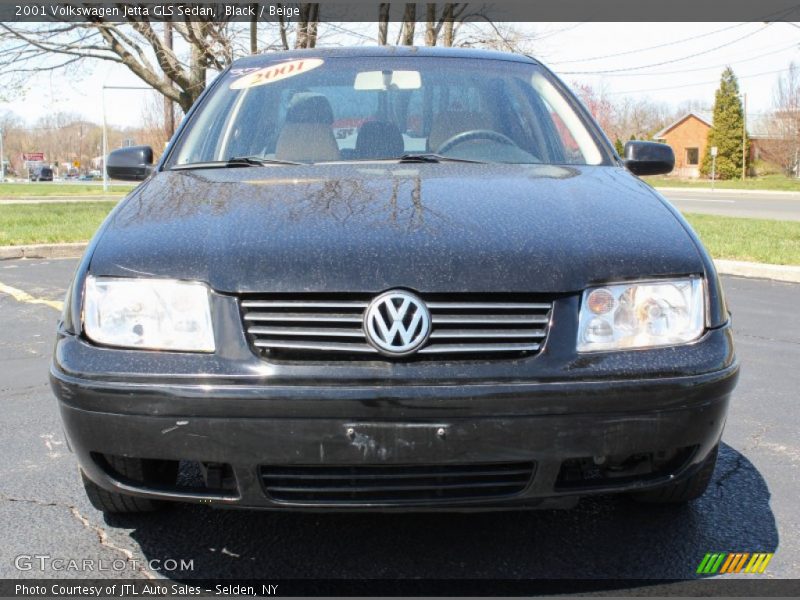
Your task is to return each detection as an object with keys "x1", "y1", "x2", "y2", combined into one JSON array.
[
  {"x1": 396, "y1": 153, "x2": 487, "y2": 164},
  {"x1": 171, "y1": 156, "x2": 304, "y2": 170}
]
